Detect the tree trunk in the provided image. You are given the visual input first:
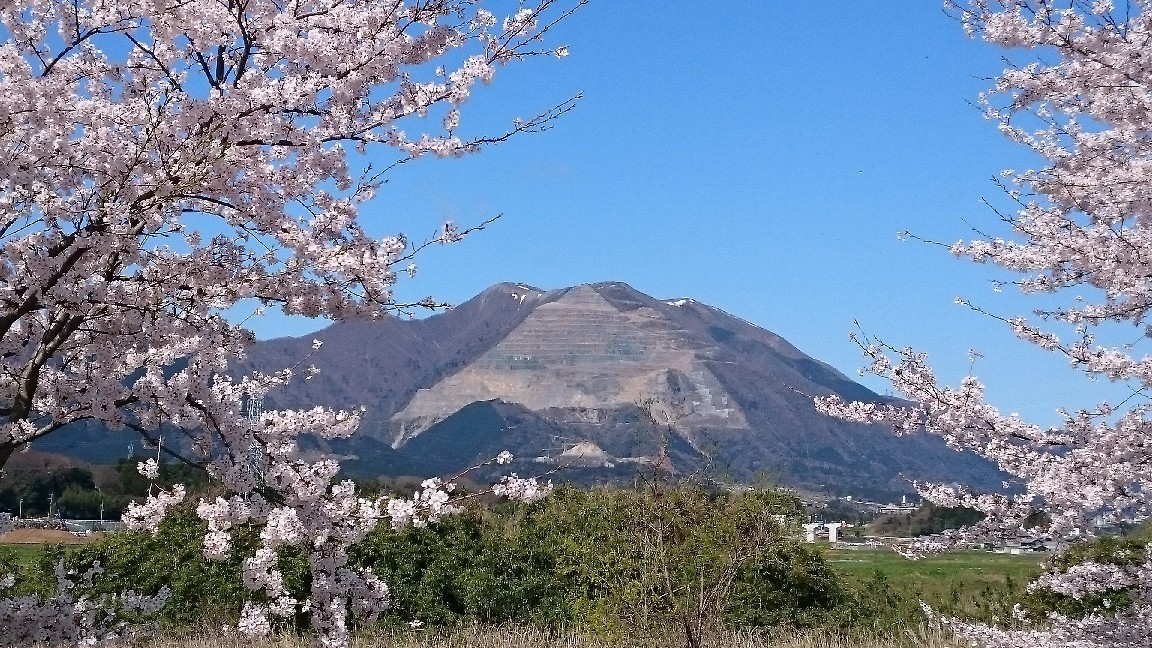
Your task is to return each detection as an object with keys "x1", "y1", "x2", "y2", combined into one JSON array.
[{"x1": 0, "y1": 441, "x2": 16, "y2": 476}]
